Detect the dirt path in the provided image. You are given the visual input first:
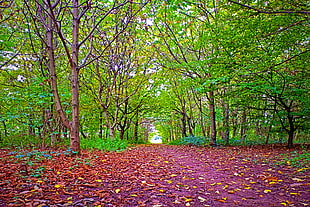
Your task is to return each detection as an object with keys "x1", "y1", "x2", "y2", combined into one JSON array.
[
  {"x1": 129, "y1": 144, "x2": 309, "y2": 207},
  {"x1": 0, "y1": 144, "x2": 309, "y2": 206}
]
